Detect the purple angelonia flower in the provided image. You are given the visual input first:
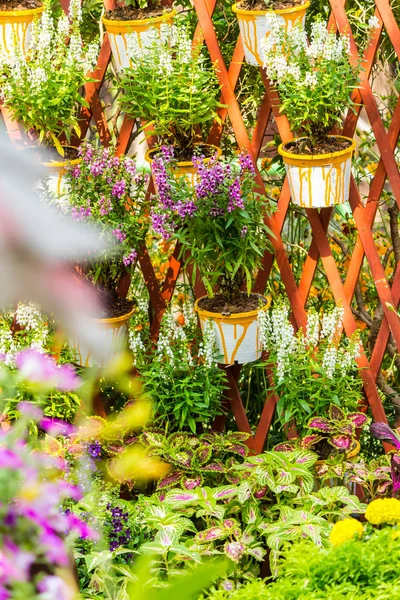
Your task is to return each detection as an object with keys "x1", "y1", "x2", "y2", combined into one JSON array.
[
  {"x1": 241, "y1": 226, "x2": 248, "y2": 237},
  {"x1": 239, "y1": 152, "x2": 255, "y2": 175},
  {"x1": 112, "y1": 227, "x2": 127, "y2": 243},
  {"x1": 160, "y1": 145, "x2": 175, "y2": 162},
  {"x1": 112, "y1": 180, "x2": 126, "y2": 198},
  {"x1": 99, "y1": 195, "x2": 112, "y2": 216},
  {"x1": 123, "y1": 250, "x2": 137, "y2": 267}
]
